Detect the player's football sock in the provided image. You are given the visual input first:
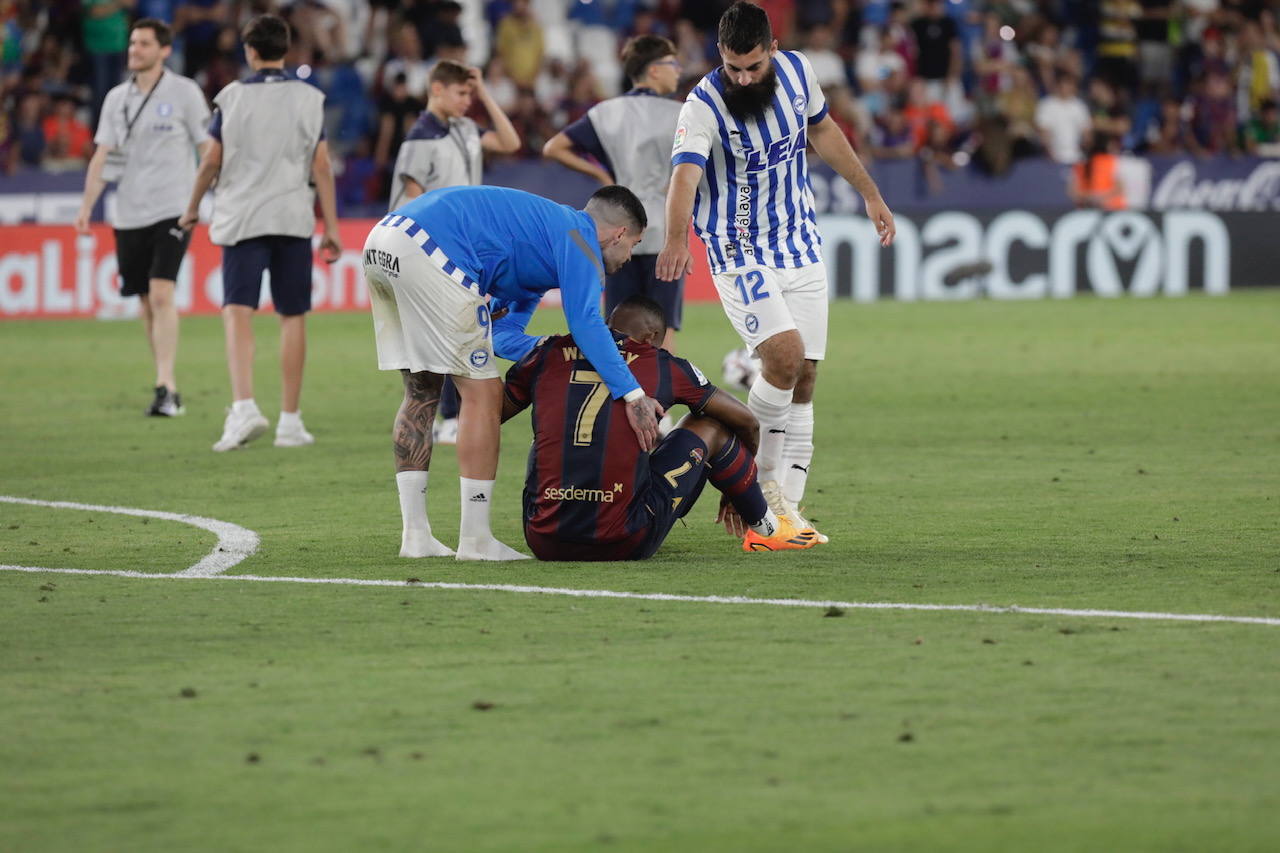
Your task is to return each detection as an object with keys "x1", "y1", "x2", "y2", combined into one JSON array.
[
  {"x1": 456, "y1": 536, "x2": 531, "y2": 561},
  {"x1": 707, "y1": 435, "x2": 771, "y2": 528},
  {"x1": 748, "y1": 376, "x2": 793, "y2": 479},
  {"x1": 459, "y1": 477, "x2": 496, "y2": 540},
  {"x1": 782, "y1": 401, "x2": 814, "y2": 505},
  {"x1": 750, "y1": 508, "x2": 782, "y2": 537},
  {"x1": 396, "y1": 471, "x2": 453, "y2": 557}
]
